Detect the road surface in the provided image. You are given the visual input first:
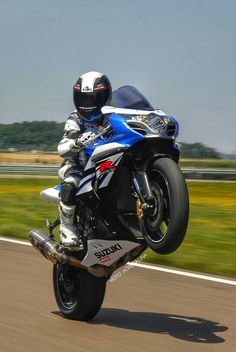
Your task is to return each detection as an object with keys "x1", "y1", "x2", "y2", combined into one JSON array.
[{"x1": 0, "y1": 240, "x2": 235, "y2": 352}]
